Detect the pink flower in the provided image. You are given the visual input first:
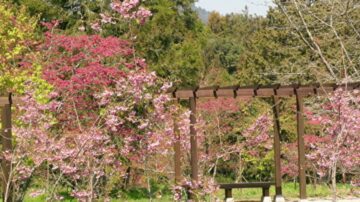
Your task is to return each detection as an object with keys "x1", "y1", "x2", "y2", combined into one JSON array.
[
  {"x1": 161, "y1": 82, "x2": 173, "y2": 91},
  {"x1": 100, "y1": 13, "x2": 114, "y2": 24},
  {"x1": 90, "y1": 22, "x2": 102, "y2": 31}
]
